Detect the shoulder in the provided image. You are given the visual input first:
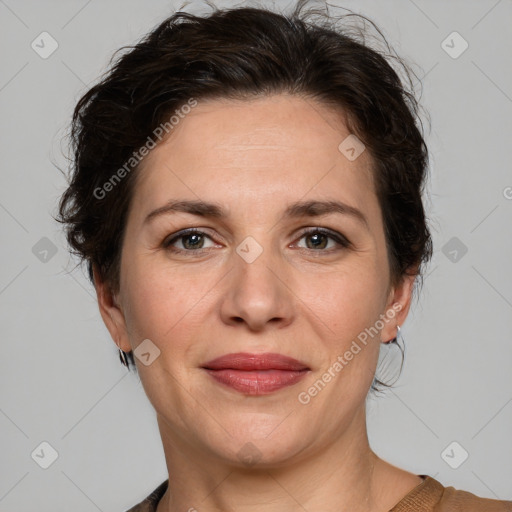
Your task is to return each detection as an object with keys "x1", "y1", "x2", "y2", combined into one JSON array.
[
  {"x1": 390, "y1": 475, "x2": 512, "y2": 512},
  {"x1": 437, "y1": 483, "x2": 512, "y2": 512},
  {"x1": 124, "y1": 480, "x2": 168, "y2": 512}
]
